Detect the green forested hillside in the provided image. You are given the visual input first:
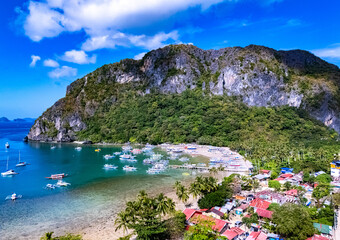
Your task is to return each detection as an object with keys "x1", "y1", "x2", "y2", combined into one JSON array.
[{"x1": 78, "y1": 90, "x2": 340, "y2": 173}]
